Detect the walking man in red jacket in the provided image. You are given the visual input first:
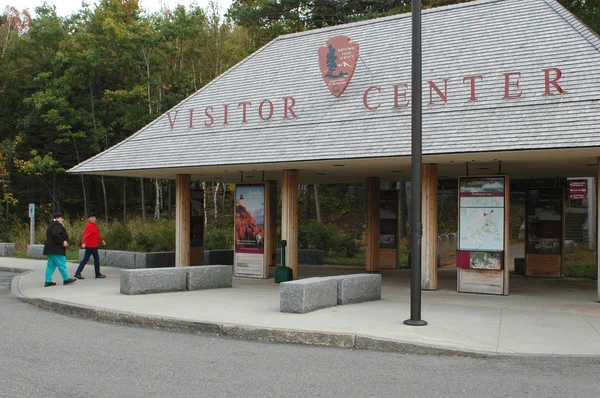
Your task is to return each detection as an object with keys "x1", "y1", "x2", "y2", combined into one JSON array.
[{"x1": 74, "y1": 212, "x2": 107, "y2": 279}]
